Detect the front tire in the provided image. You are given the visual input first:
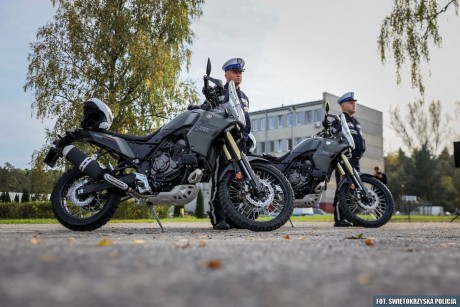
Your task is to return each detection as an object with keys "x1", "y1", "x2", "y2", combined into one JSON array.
[
  {"x1": 338, "y1": 175, "x2": 394, "y2": 228},
  {"x1": 219, "y1": 162, "x2": 294, "y2": 231},
  {"x1": 51, "y1": 168, "x2": 122, "y2": 231}
]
